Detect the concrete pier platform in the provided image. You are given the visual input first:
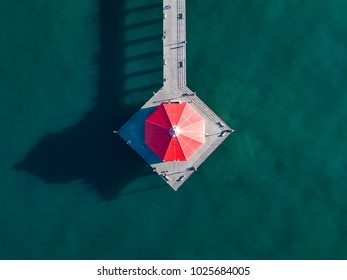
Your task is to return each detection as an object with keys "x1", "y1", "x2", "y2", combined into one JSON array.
[{"x1": 118, "y1": 0, "x2": 234, "y2": 190}]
